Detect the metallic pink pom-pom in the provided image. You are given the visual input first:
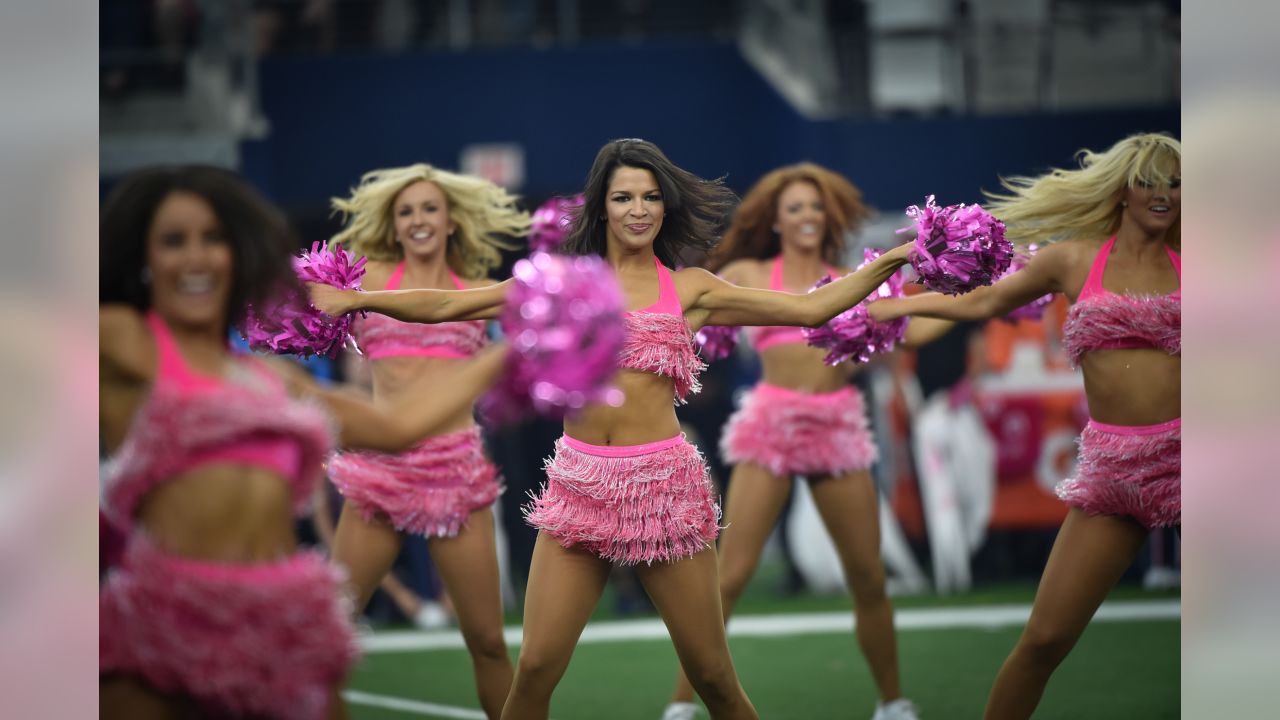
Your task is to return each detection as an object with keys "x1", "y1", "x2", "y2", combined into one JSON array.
[
  {"x1": 899, "y1": 195, "x2": 1013, "y2": 295},
  {"x1": 481, "y1": 252, "x2": 626, "y2": 424},
  {"x1": 694, "y1": 324, "x2": 739, "y2": 361},
  {"x1": 240, "y1": 242, "x2": 367, "y2": 359},
  {"x1": 528, "y1": 195, "x2": 584, "y2": 254},
  {"x1": 1001, "y1": 244, "x2": 1056, "y2": 322},
  {"x1": 802, "y1": 249, "x2": 909, "y2": 365}
]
